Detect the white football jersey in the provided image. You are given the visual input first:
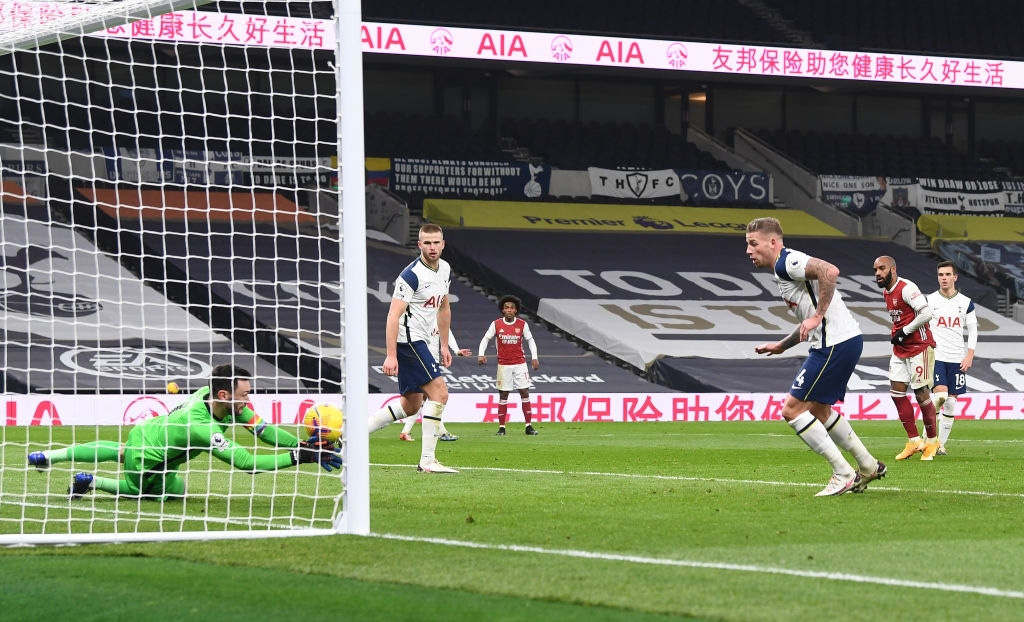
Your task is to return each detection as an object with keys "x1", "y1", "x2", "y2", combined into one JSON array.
[
  {"x1": 392, "y1": 257, "x2": 451, "y2": 344},
  {"x1": 772, "y1": 247, "x2": 861, "y2": 348},
  {"x1": 927, "y1": 290, "x2": 977, "y2": 362}
]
